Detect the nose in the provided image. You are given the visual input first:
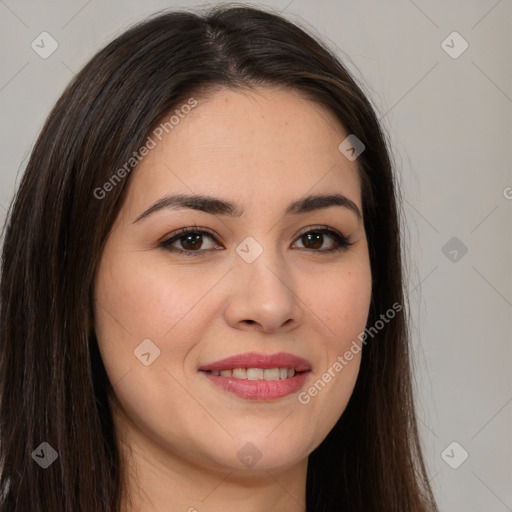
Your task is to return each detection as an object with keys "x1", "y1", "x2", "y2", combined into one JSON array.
[{"x1": 223, "y1": 243, "x2": 303, "y2": 333}]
